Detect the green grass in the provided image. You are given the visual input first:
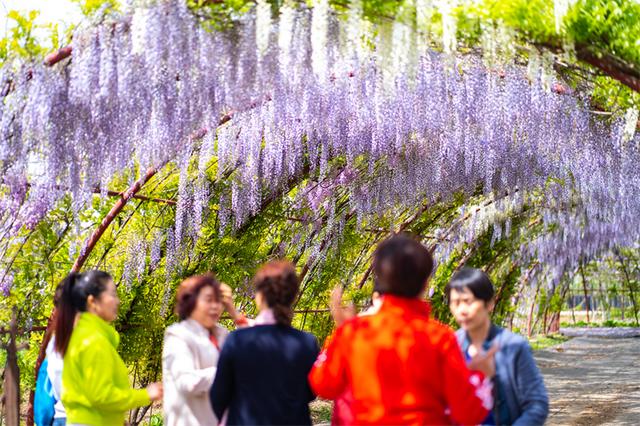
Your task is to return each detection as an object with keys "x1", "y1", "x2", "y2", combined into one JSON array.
[
  {"x1": 529, "y1": 334, "x2": 570, "y2": 350},
  {"x1": 561, "y1": 320, "x2": 639, "y2": 328}
]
